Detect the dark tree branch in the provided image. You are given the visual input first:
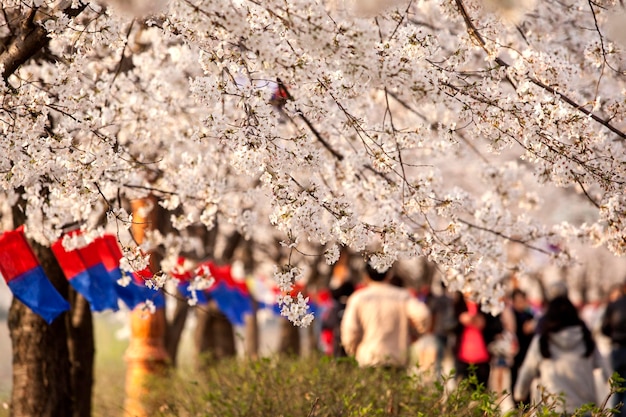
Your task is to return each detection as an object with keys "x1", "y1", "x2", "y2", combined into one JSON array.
[
  {"x1": 0, "y1": 3, "x2": 87, "y2": 82},
  {"x1": 457, "y1": 218, "x2": 554, "y2": 256},
  {"x1": 0, "y1": 7, "x2": 48, "y2": 82},
  {"x1": 453, "y1": 0, "x2": 626, "y2": 141}
]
